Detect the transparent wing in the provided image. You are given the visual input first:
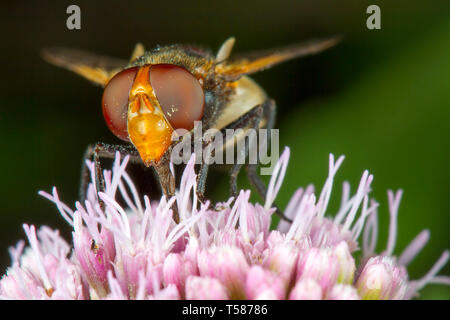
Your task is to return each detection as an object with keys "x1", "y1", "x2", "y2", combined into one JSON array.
[{"x1": 215, "y1": 36, "x2": 341, "y2": 81}]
